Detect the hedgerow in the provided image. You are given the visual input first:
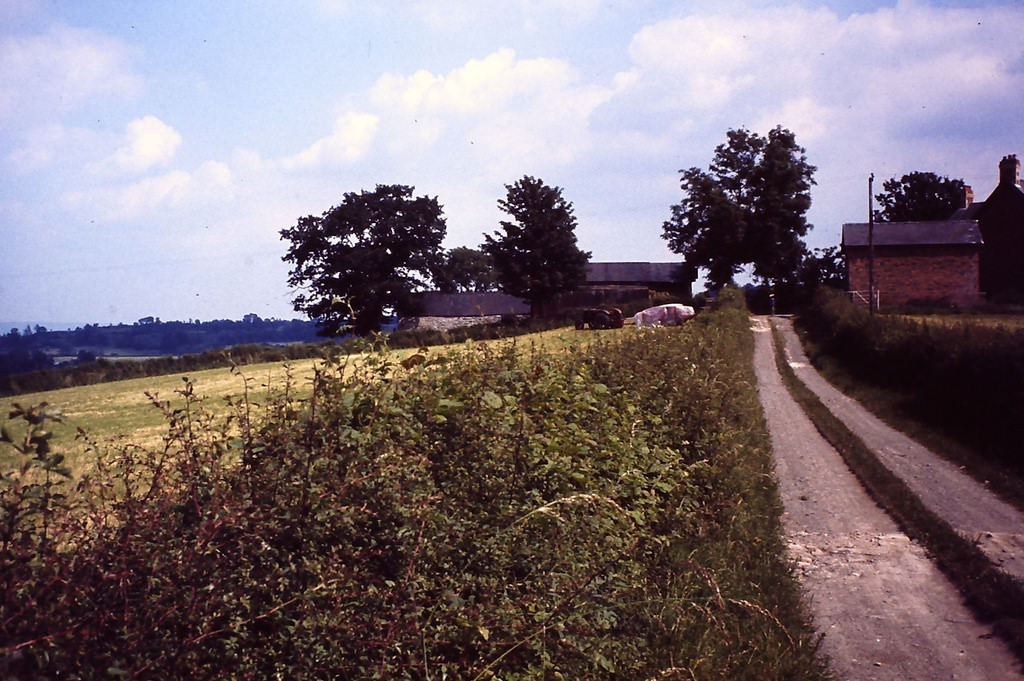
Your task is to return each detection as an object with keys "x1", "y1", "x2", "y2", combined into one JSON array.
[
  {"x1": 797, "y1": 287, "x2": 1024, "y2": 477},
  {"x1": 2, "y1": 290, "x2": 824, "y2": 679}
]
